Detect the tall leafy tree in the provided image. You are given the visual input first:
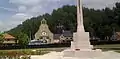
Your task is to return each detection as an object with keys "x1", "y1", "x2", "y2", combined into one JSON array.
[
  {"x1": 17, "y1": 32, "x2": 29, "y2": 47},
  {"x1": 0, "y1": 33, "x2": 4, "y2": 44}
]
